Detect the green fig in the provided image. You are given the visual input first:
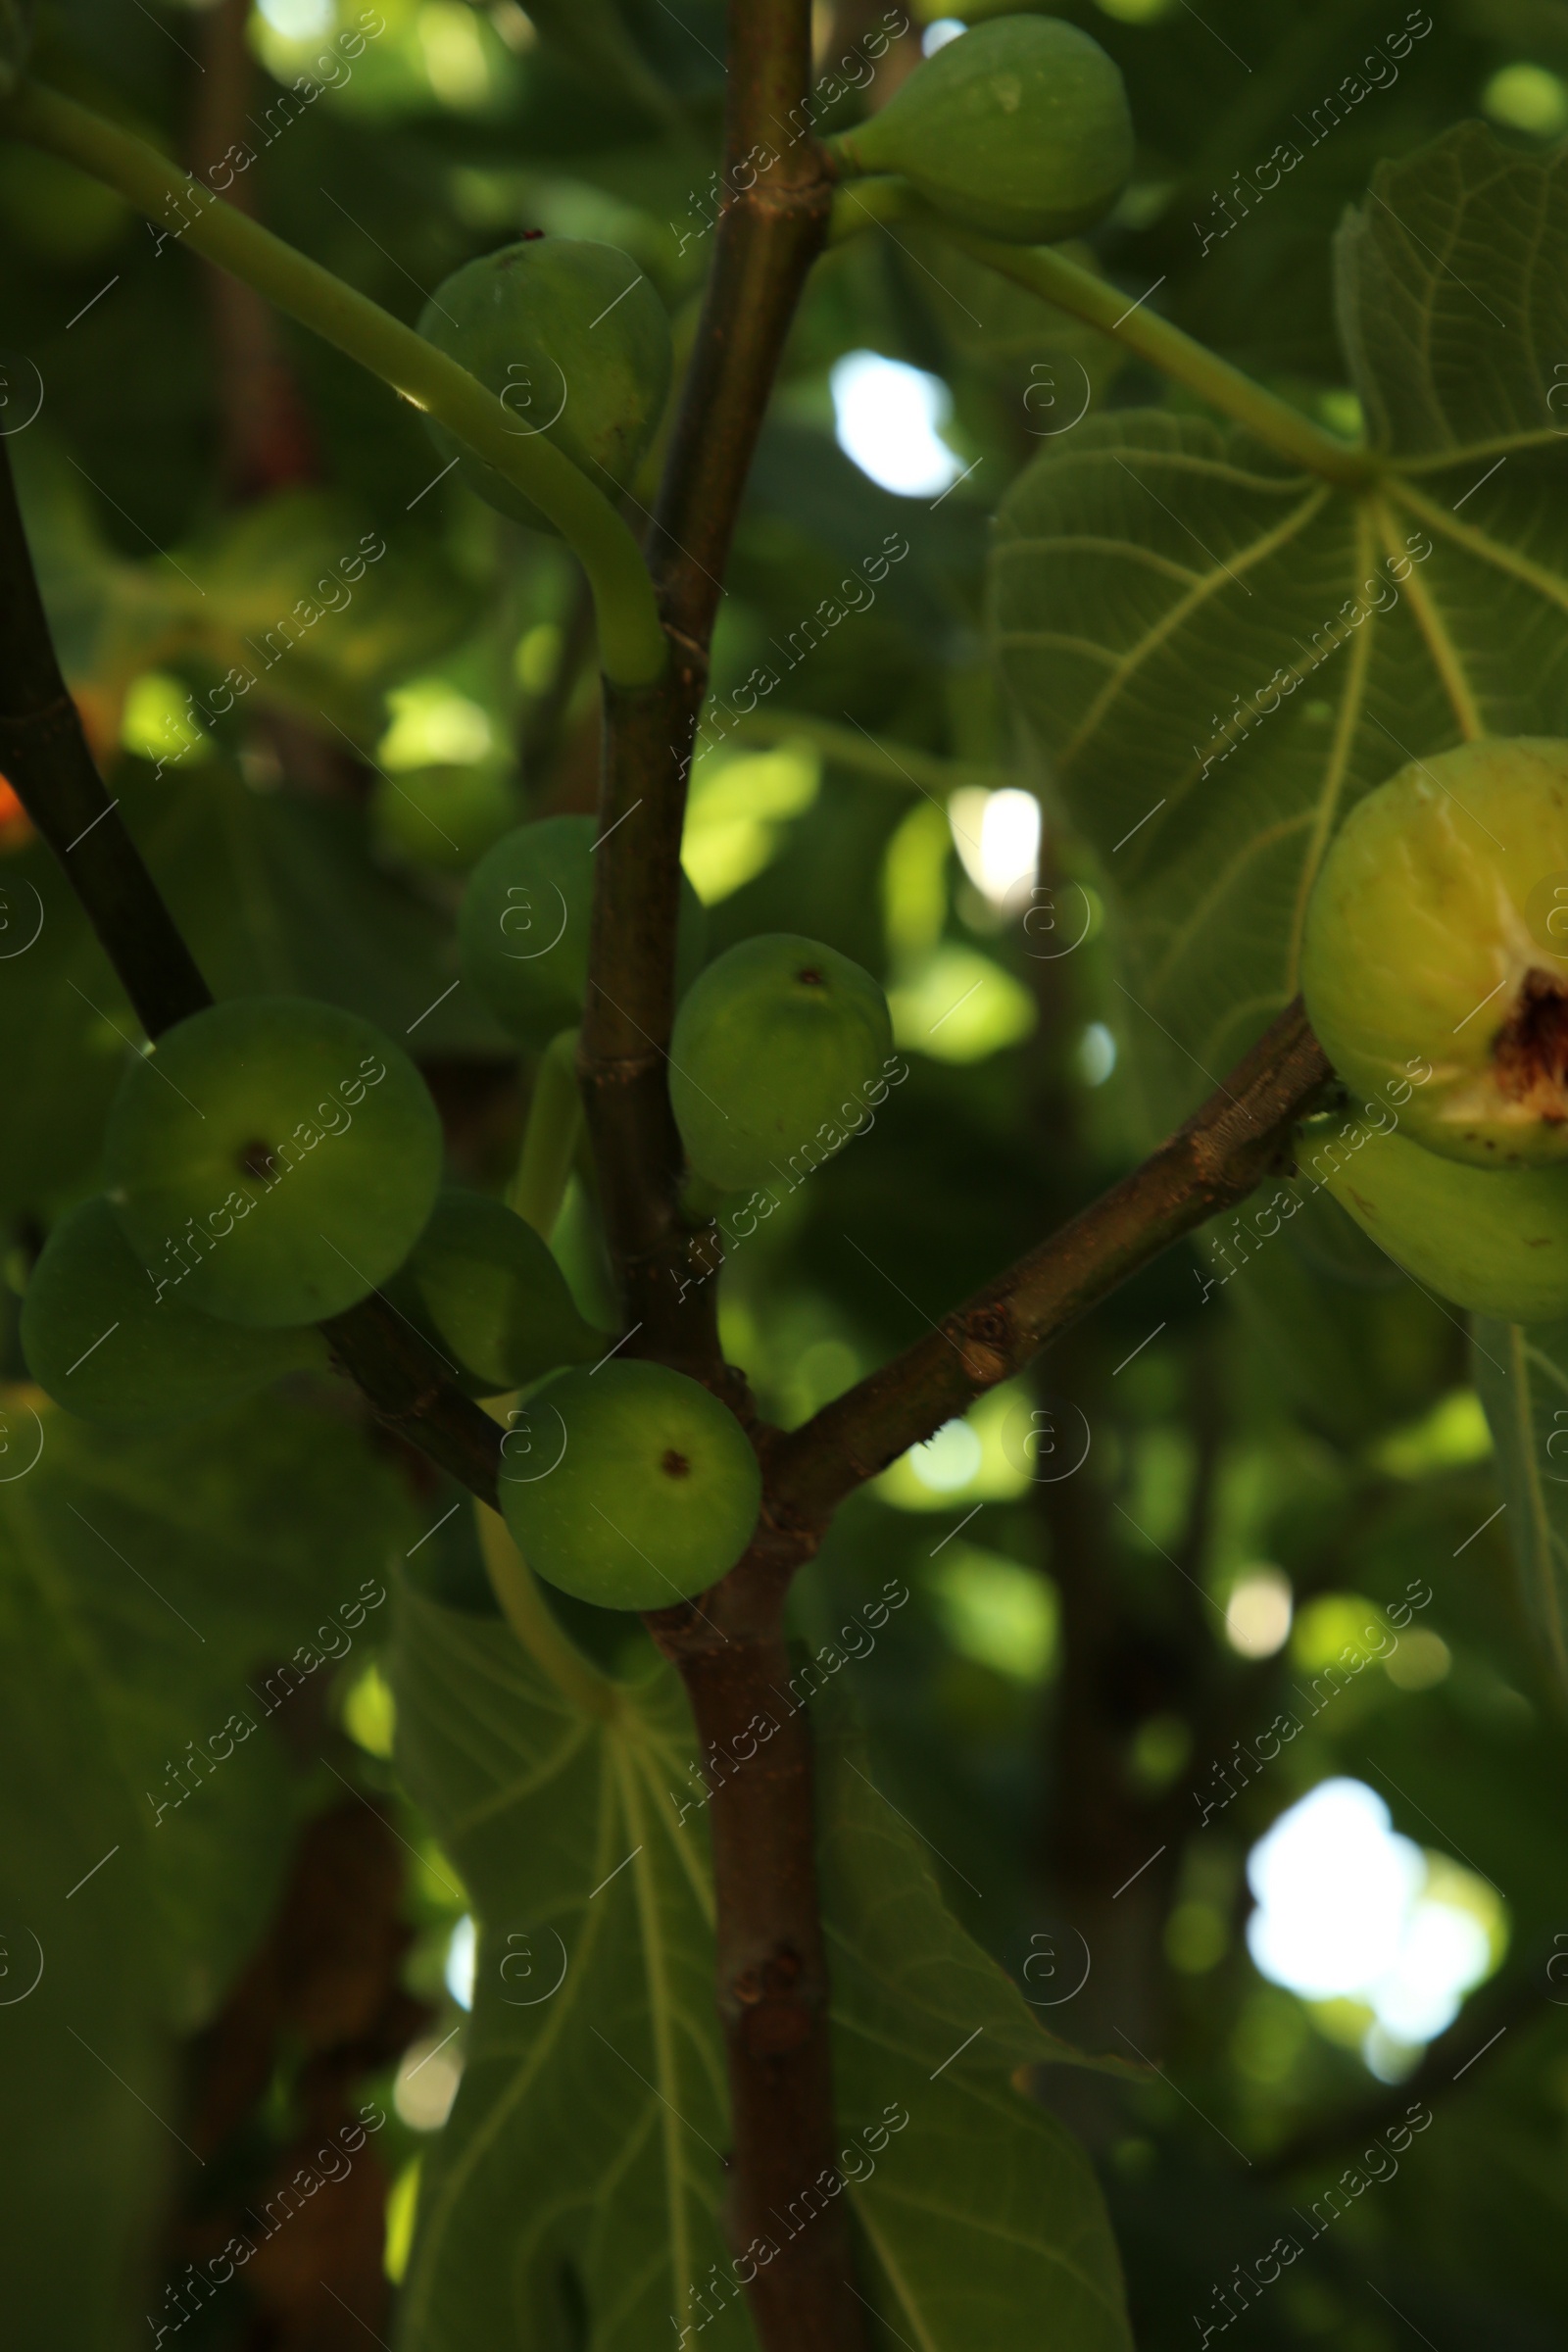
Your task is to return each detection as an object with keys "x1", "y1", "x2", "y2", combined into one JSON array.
[
  {"x1": 1300, "y1": 1113, "x2": 1568, "y2": 1321},
  {"x1": 827, "y1": 18, "x2": 1134, "y2": 245},
  {"x1": 20, "y1": 1196, "x2": 323, "y2": 1432},
  {"x1": 1302, "y1": 739, "x2": 1568, "y2": 1168},
  {"x1": 668, "y1": 933, "x2": 894, "y2": 1194},
  {"x1": 392, "y1": 1188, "x2": 603, "y2": 1396},
  {"x1": 416, "y1": 238, "x2": 671, "y2": 534},
  {"x1": 459, "y1": 814, "x2": 707, "y2": 1049},
  {"x1": 500, "y1": 1359, "x2": 761, "y2": 1609},
  {"x1": 104, "y1": 997, "x2": 444, "y2": 1329},
  {"x1": 370, "y1": 762, "x2": 522, "y2": 873}
]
